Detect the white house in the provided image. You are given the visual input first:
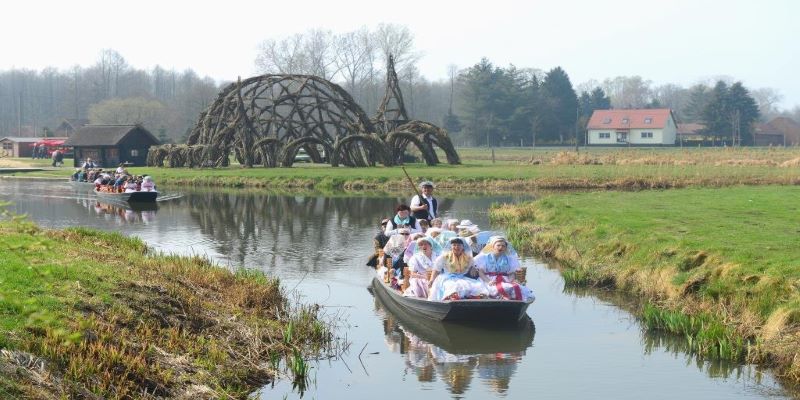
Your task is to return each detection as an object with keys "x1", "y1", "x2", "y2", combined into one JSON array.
[{"x1": 586, "y1": 109, "x2": 677, "y2": 146}]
